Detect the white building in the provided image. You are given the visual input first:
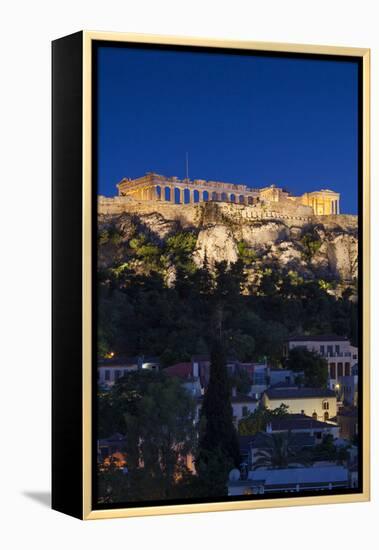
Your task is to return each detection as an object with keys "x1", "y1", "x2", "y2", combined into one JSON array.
[
  {"x1": 97, "y1": 355, "x2": 160, "y2": 387},
  {"x1": 339, "y1": 374, "x2": 359, "y2": 407},
  {"x1": 228, "y1": 466, "x2": 349, "y2": 496},
  {"x1": 262, "y1": 387, "x2": 337, "y2": 422},
  {"x1": 195, "y1": 392, "x2": 258, "y2": 427},
  {"x1": 284, "y1": 335, "x2": 358, "y2": 390},
  {"x1": 98, "y1": 363, "x2": 138, "y2": 386},
  {"x1": 231, "y1": 392, "x2": 259, "y2": 426}
]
